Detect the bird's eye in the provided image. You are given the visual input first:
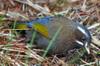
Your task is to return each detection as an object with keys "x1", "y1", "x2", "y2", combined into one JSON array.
[{"x1": 82, "y1": 36, "x2": 86, "y2": 41}]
